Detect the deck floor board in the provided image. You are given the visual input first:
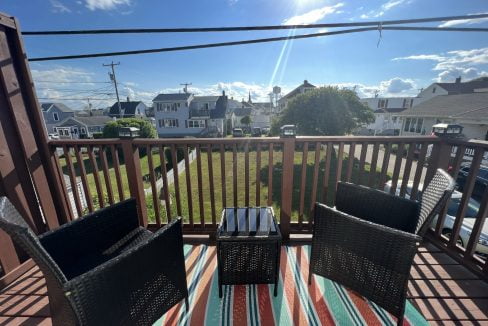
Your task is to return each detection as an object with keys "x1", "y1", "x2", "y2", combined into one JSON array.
[{"x1": 0, "y1": 243, "x2": 486, "y2": 325}]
